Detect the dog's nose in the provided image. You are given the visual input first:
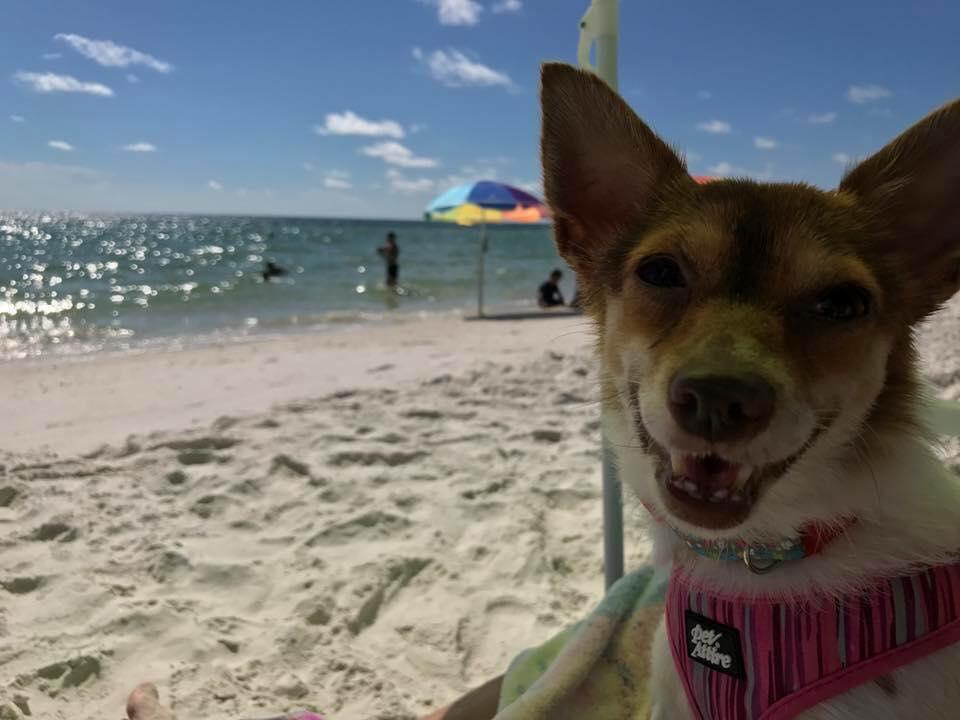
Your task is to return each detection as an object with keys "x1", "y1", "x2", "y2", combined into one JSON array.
[{"x1": 668, "y1": 373, "x2": 775, "y2": 442}]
